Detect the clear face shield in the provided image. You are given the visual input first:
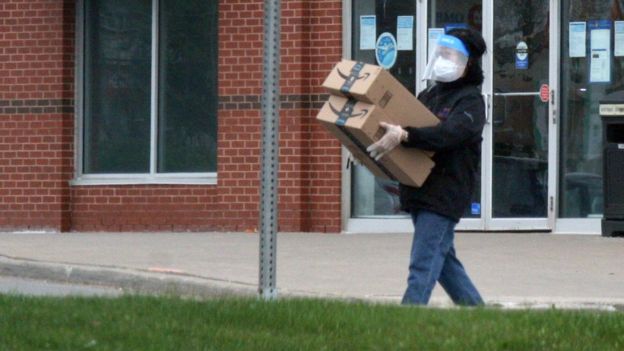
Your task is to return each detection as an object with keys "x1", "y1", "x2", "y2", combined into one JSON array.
[{"x1": 423, "y1": 34, "x2": 470, "y2": 83}]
